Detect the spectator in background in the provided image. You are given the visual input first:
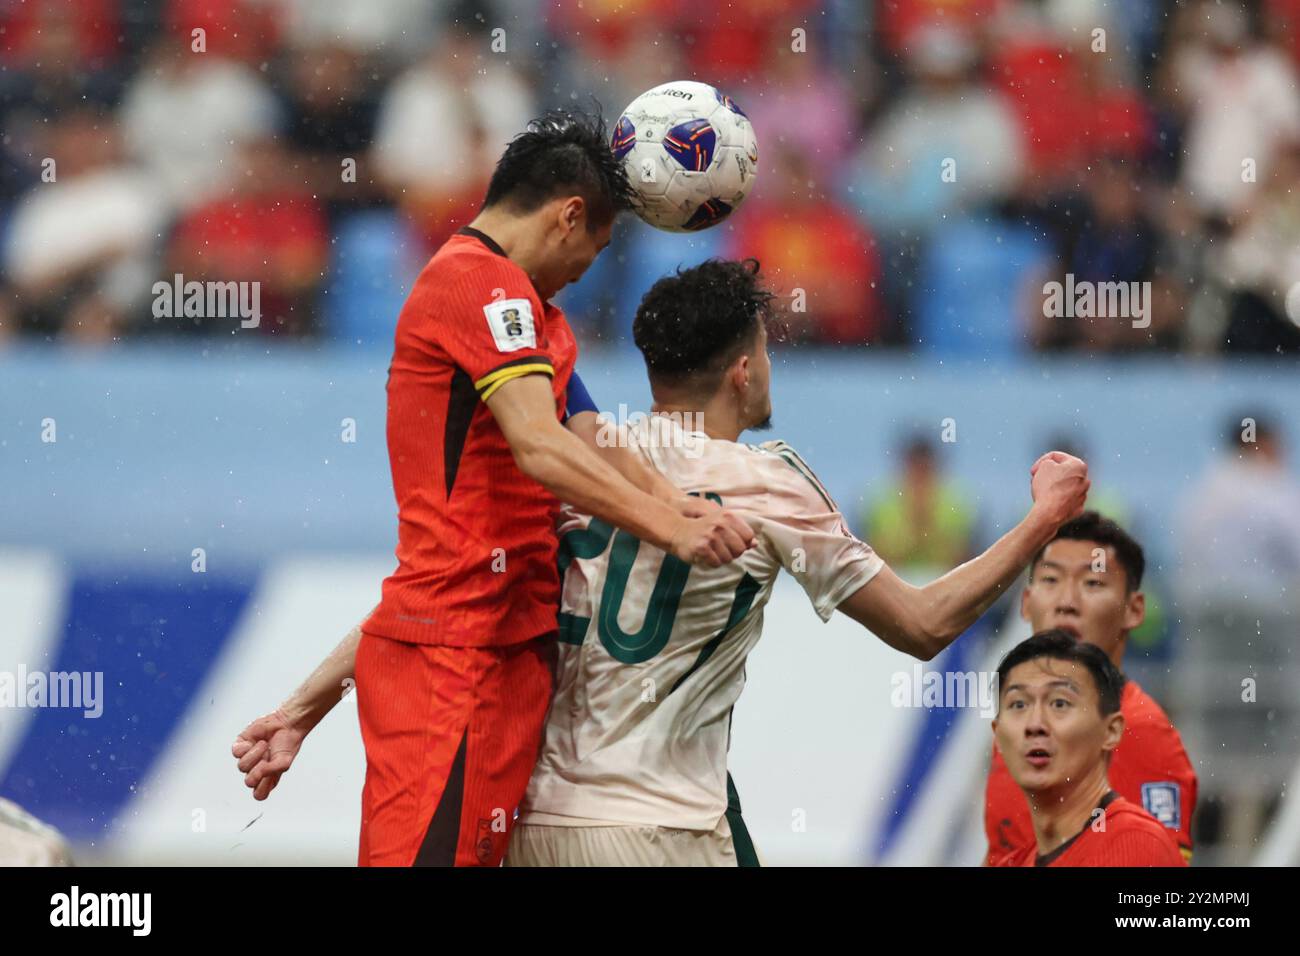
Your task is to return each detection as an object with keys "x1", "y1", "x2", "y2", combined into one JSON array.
[
  {"x1": 844, "y1": 23, "x2": 1023, "y2": 236},
  {"x1": 741, "y1": 33, "x2": 859, "y2": 185},
  {"x1": 670, "y1": 0, "x2": 821, "y2": 88},
  {"x1": 725, "y1": 144, "x2": 884, "y2": 345},
  {"x1": 0, "y1": 0, "x2": 126, "y2": 208},
  {"x1": 119, "y1": 39, "x2": 282, "y2": 213},
  {"x1": 278, "y1": 41, "x2": 386, "y2": 221},
  {"x1": 545, "y1": 0, "x2": 679, "y2": 63},
  {"x1": 1212, "y1": 136, "x2": 1300, "y2": 353},
  {"x1": 1027, "y1": 153, "x2": 1184, "y2": 352},
  {"x1": 371, "y1": 25, "x2": 535, "y2": 252},
  {"x1": 1265, "y1": 0, "x2": 1300, "y2": 72},
  {"x1": 988, "y1": 2, "x2": 1154, "y2": 198},
  {"x1": 1177, "y1": 414, "x2": 1300, "y2": 604},
  {"x1": 843, "y1": 23, "x2": 1023, "y2": 342},
  {"x1": 165, "y1": 136, "x2": 329, "y2": 337},
  {"x1": 274, "y1": 0, "x2": 441, "y2": 60},
  {"x1": 861, "y1": 434, "x2": 976, "y2": 576},
  {"x1": 165, "y1": 0, "x2": 280, "y2": 64},
  {"x1": 1, "y1": 0, "x2": 123, "y2": 68},
  {"x1": 876, "y1": 0, "x2": 1006, "y2": 61},
  {"x1": 1172, "y1": 0, "x2": 1300, "y2": 223},
  {"x1": 2, "y1": 110, "x2": 166, "y2": 345}
]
